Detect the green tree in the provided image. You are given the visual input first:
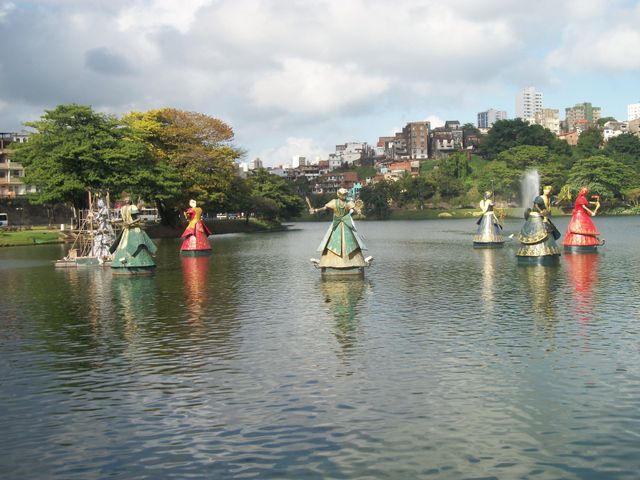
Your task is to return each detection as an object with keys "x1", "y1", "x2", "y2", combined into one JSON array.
[
  {"x1": 437, "y1": 152, "x2": 471, "y2": 179},
  {"x1": 406, "y1": 176, "x2": 434, "y2": 209},
  {"x1": 123, "y1": 108, "x2": 242, "y2": 223},
  {"x1": 604, "y1": 133, "x2": 640, "y2": 169},
  {"x1": 496, "y1": 145, "x2": 550, "y2": 170},
  {"x1": 360, "y1": 181, "x2": 392, "y2": 219},
  {"x1": 575, "y1": 127, "x2": 603, "y2": 159},
  {"x1": 479, "y1": 118, "x2": 571, "y2": 159},
  {"x1": 247, "y1": 168, "x2": 304, "y2": 220},
  {"x1": 425, "y1": 168, "x2": 464, "y2": 198},
  {"x1": 566, "y1": 155, "x2": 638, "y2": 199},
  {"x1": 537, "y1": 162, "x2": 568, "y2": 194},
  {"x1": 476, "y1": 161, "x2": 520, "y2": 200},
  {"x1": 12, "y1": 104, "x2": 148, "y2": 211}
]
